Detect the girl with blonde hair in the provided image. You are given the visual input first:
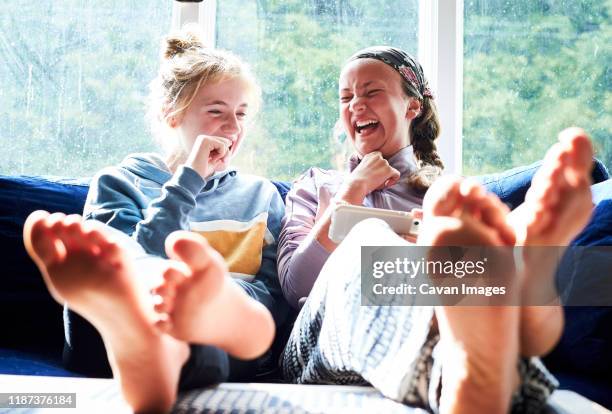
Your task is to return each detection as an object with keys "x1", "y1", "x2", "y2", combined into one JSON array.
[{"x1": 24, "y1": 25, "x2": 291, "y2": 413}]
